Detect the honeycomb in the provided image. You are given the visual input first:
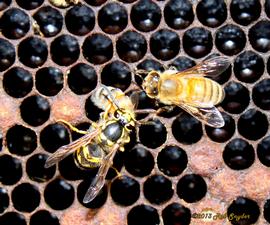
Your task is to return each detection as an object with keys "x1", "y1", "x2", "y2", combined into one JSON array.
[{"x1": 0, "y1": 0, "x2": 270, "y2": 225}]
